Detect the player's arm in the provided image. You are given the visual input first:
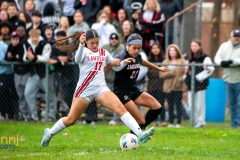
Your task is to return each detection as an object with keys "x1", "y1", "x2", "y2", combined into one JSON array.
[
  {"x1": 141, "y1": 60, "x2": 168, "y2": 72},
  {"x1": 112, "y1": 58, "x2": 135, "y2": 71},
  {"x1": 75, "y1": 34, "x2": 86, "y2": 63},
  {"x1": 104, "y1": 59, "x2": 120, "y2": 73}
]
